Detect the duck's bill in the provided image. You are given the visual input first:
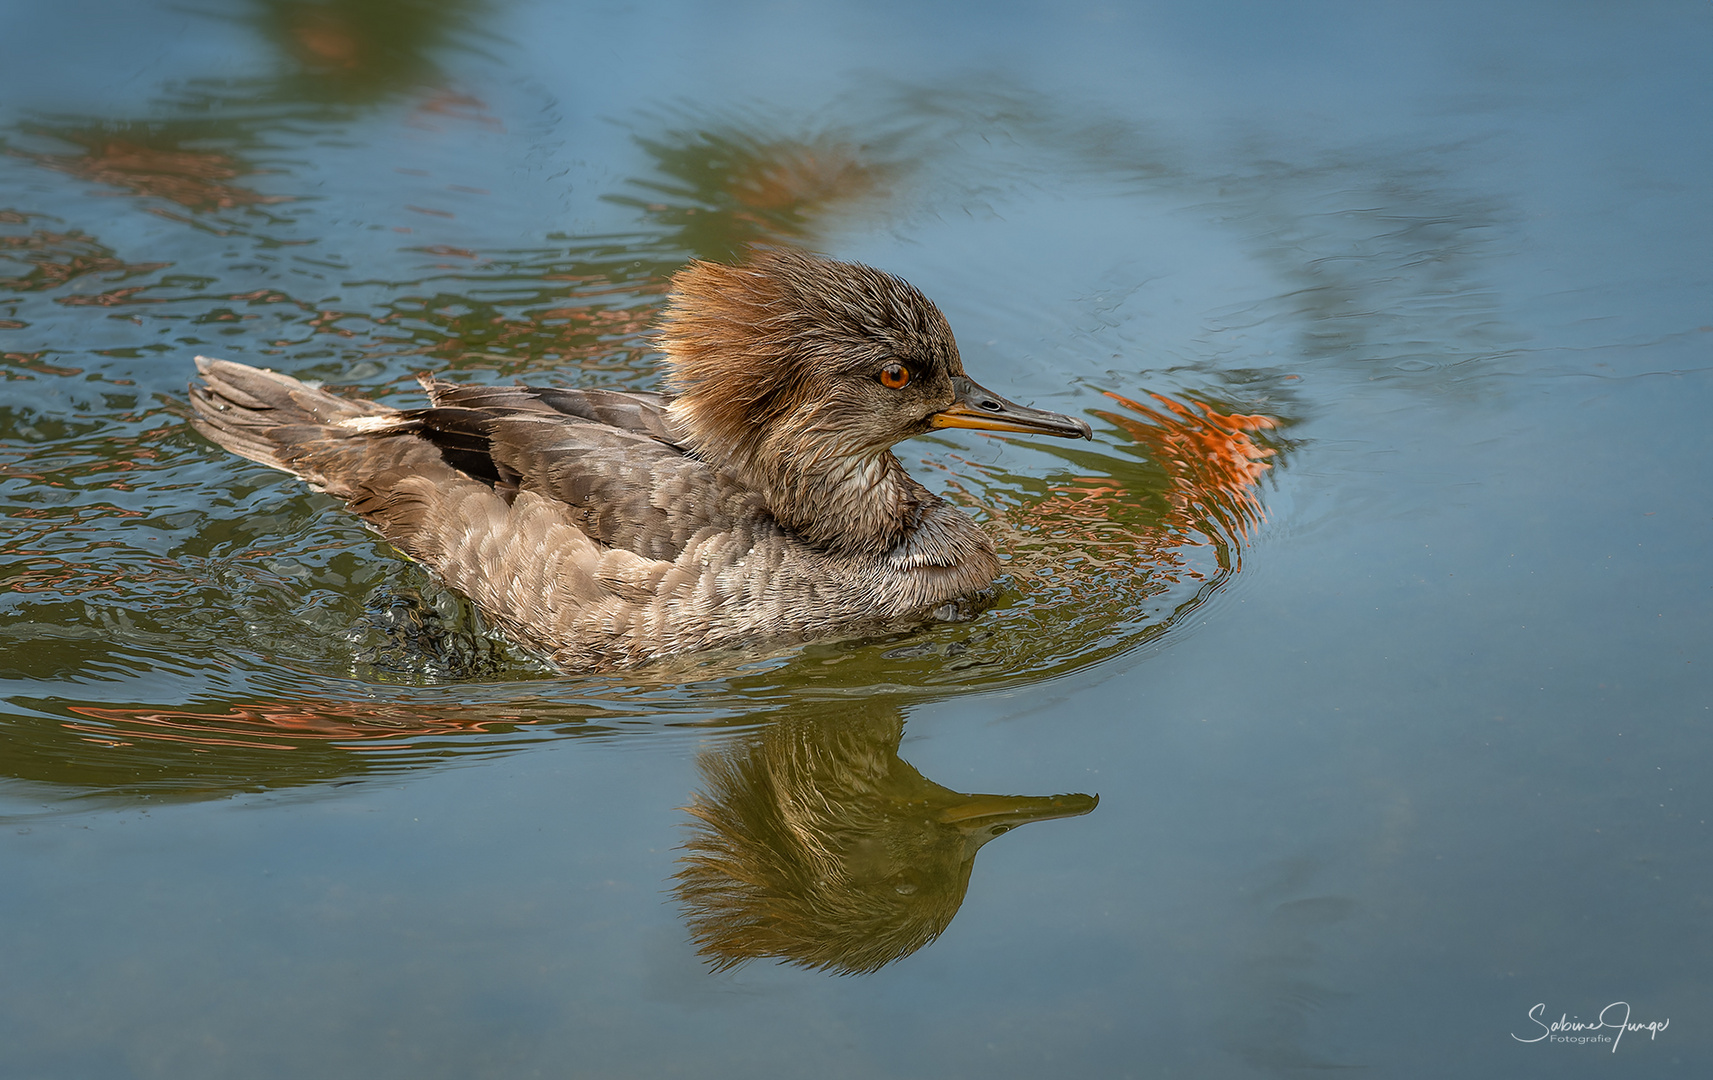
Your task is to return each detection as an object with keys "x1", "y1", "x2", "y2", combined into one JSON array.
[
  {"x1": 928, "y1": 376, "x2": 1093, "y2": 440},
  {"x1": 935, "y1": 792, "x2": 1100, "y2": 829}
]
